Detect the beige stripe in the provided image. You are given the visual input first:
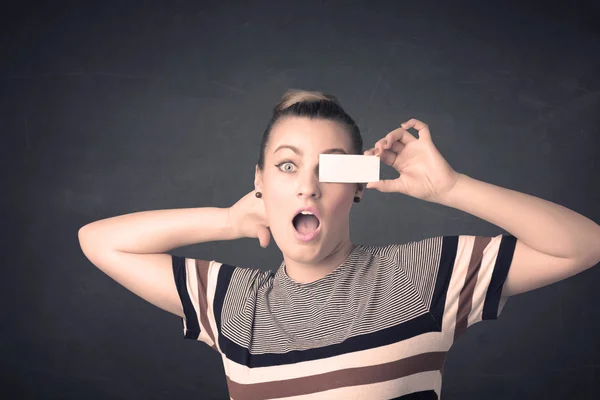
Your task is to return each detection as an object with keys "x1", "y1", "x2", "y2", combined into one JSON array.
[
  {"x1": 195, "y1": 259, "x2": 217, "y2": 351},
  {"x1": 255, "y1": 370, "x2": 442, "y2": 400},
  {"x1": 226, "y1": 351, "x2": 446, "y2": 400},
  {"x1": 468, "y1": 235, "x2": 502, "y2": 325},
  {"x1": 454, "y1": 236, "x2": 491, "y2": 340},
  {"x1": 226, "y1": 330, "x2": 450, "y2": 384}
]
